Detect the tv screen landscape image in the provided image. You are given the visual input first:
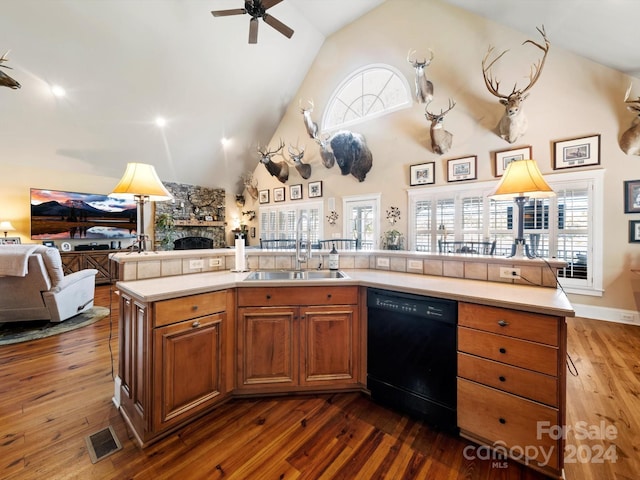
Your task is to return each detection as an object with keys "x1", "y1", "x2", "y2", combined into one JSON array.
[{"x1": 31, "y1": 188, "x2": 138, "y2": 240}]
